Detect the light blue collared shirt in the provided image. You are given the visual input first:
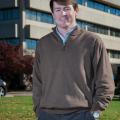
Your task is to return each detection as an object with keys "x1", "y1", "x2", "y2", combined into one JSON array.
[{"x1": 56, "y1": 25, "x2": 77, "y2": 45}]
